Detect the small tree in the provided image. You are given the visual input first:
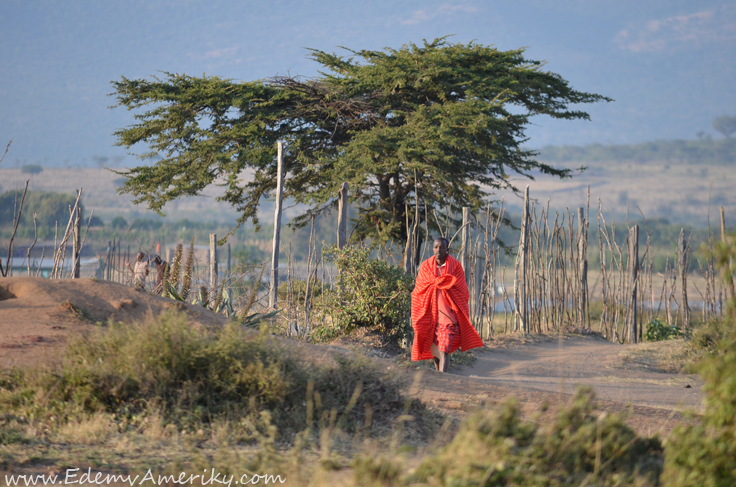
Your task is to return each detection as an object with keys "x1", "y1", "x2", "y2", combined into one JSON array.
[
  {"x1": 110, "y1": 216, "x2": 128, "y2": 229},
  {"x1": 111, "y1": 38, "x2": 610, "y2": 248},
  {"x1": 21, "y1": 164, "x2": 43, "y2": 175},
  {"x1": 712, "y1": 115, "x2": 736, "y2": 139}
]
